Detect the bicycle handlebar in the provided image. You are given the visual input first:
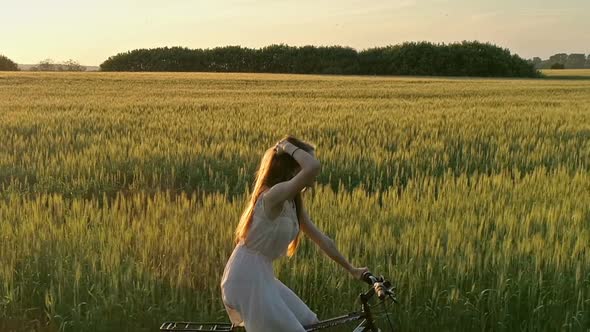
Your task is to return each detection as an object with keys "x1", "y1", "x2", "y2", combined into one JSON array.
[{"x1": 361, "y1": 271, "x2": 395, "y2": 301}]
